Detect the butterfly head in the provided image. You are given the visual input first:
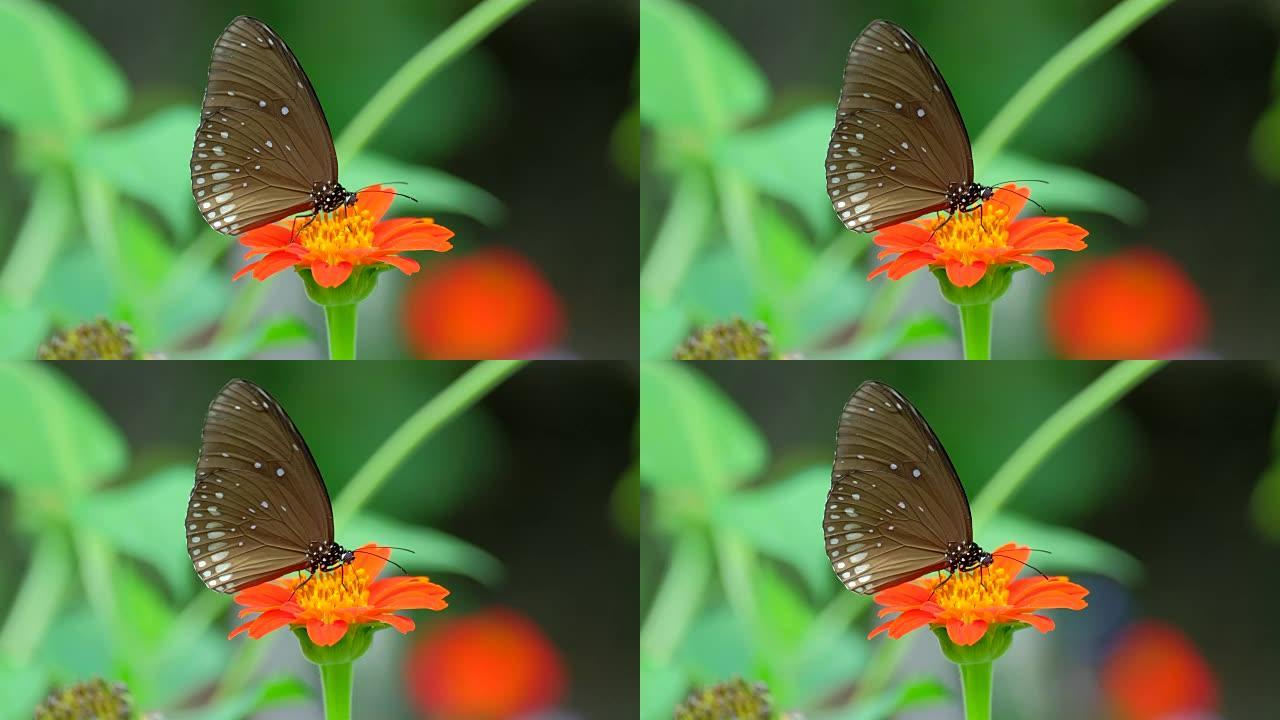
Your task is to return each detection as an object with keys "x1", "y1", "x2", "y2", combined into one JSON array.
[
  {"x1": 311, "y1": 181, "x2": 359, "y2": 214},
  {"x1": 946, "y1": 541, "x2": 993, "y2": 574},
  {"x1": 307, "y1": 540, "x2": 355, "y2": 573},
  {"x1": 945, "y1": 182, "x2": 994, "y2": 214}
]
